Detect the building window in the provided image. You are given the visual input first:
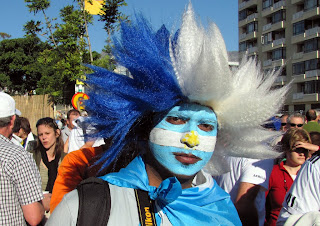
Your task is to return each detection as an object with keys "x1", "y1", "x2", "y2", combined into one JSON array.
[
  {"x1": 293, "y1": 62, "x2": 305, "y2": 75},
  {"x1": 305, "y1": 59, "x2": 320, "y2": 71},
  {"x1": 263, "y1": 0, "x2": 273, "y2": 9},
  {"x1": 239, "y1": 9, "x2": 247, "y2": 21},
  {"x1": 304, "y1": 80, "x2": 320, "y2": 94},
  {"x1": 263, "y1": 32, "x2": 273, "y2": 45},
  {"x1": 239, "y1": 42, "x2": 247, "y2": 52},
  {"x1": 247, "y1": 21, "x2": 258, "y2": 33},
  {"x1": 272, "y1": 48, "x2": 286, "y2": 60},
  {"x1": 304, "y1": 0, "x2": 319, "y2": 11},
  {"x1": 304, "y1": 38, "x2": 320, "y2": 53},
  {"x1": 272, "y1": 10, "x2": 286, "y2": 24},
  {"x1": 293, "y1": 21, "x2": 305, "y2": 35}
]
